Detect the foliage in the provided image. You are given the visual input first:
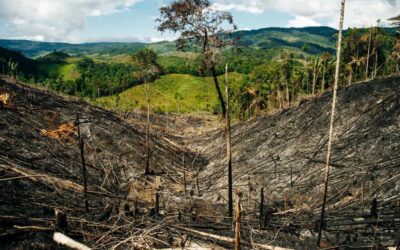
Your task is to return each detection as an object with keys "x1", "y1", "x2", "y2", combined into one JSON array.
[
  {"x1": 131, "y1": 48, "x2": 162, "y2": 82},
  {"x1": 93, "y1": 73, "x2": 244, "y2": 114},
  {"x1": 0, "y1": 47, "x2": 37, "y2": 78}
]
